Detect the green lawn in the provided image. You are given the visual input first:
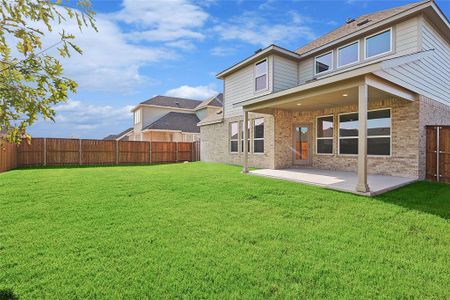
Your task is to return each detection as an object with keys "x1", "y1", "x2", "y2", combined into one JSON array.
[{"x1": 0, "y1": 163, "x2": 449, "y2": 299}]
